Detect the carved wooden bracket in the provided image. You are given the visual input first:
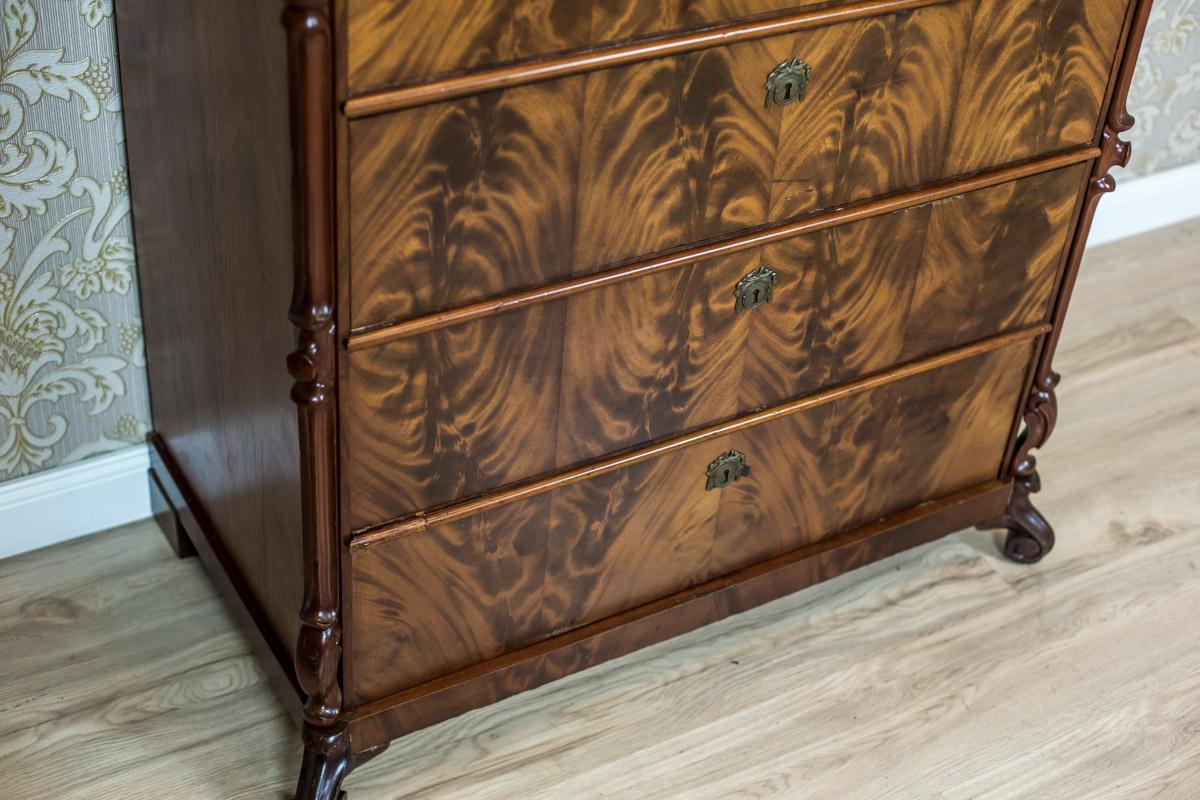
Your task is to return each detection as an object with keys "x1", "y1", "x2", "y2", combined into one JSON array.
[
  {"x1": 1005, "y1": 0, "x2": 1151, "y2": 483},
  {"x1": 1010, "y1": 370, "x2": 1060, "y2": 480},
  {"x1": 987, "y1": 0, "x2": 1153, "y2": 564}
]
